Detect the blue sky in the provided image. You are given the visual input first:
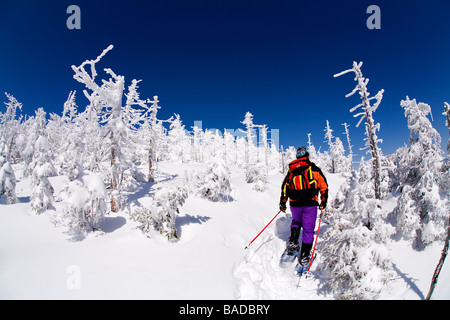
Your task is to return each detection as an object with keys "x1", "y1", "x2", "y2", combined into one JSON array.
[{"x1": 1, "y1": 0, "x2": 449, "y2": 158}]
